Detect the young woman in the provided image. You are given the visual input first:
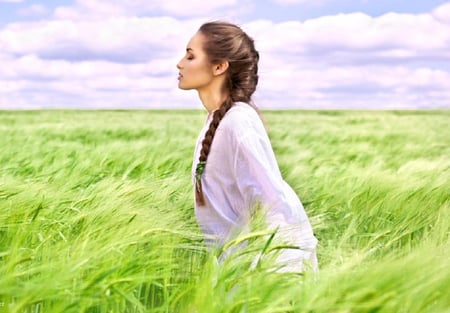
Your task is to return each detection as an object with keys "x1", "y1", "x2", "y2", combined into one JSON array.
[{"x1": 177, "y1": 21, "x2": 318, "y2": 272}]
